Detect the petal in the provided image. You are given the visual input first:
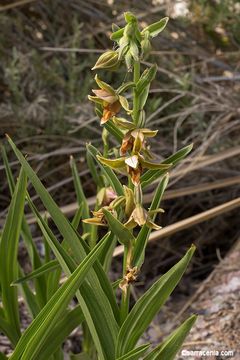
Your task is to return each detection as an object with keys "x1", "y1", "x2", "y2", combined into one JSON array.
[
  {"x1": 124, "y1": 217, "x2": 137, "y2": 230},
  {"x1": 88, "y1": 95, "x2": 104, "y2": 105},
  {"x1": 132, "y1": 132, "x2": 144, "y2": 154},
  {"x1": 139, "y1": 156, "x2": 172, "y2": 170},
  {"x1": 146, "y1": 220, "x2": 162, "y2": 230},
  {"x1": 148, "y1": 208, "x2": 165, "y2": 215},
  {"x1": 94, "y1": 74, "x2": 116, "y2": 95},
  {"x1": 82, "y1": 218, "x2": 107, "y2": 227},
  {"x1": 113, "y1": 117, "x2": 135, "y2": 130},
  {"x1": 140, "y1": 129, "x2": 158, "y2": 137},
  {"x1": 118, "y1": 95, "x2": 131, "y2": 112},
  {"x1": 125, "y1": 155, "x2": 139, "y2": 169},
  {"x1": 97, "y1": 155, "x2": 126, "y2": 169},
  {"x1": 132, "y1": 205, "x2": 148, "y2": 226},
  {"x1": 128, "y1": 167, "x2": 141, "y2": 186},
  {"x1": 123, "y1": 185, "x2": 135, "y2": 217},
  {"x1": 92, "y1": 89, "x2": 117, "y2": 104}
]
